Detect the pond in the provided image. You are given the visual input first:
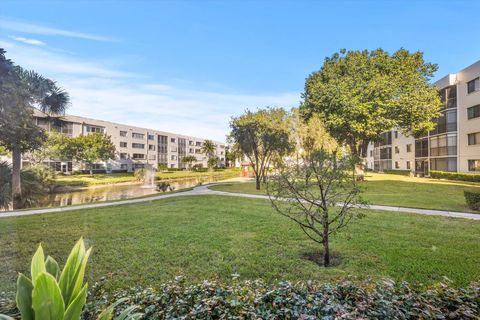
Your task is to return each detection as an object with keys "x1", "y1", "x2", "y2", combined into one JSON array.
[{"x1": 30, "y1": 176, "x2": 223, "y2": 209}]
